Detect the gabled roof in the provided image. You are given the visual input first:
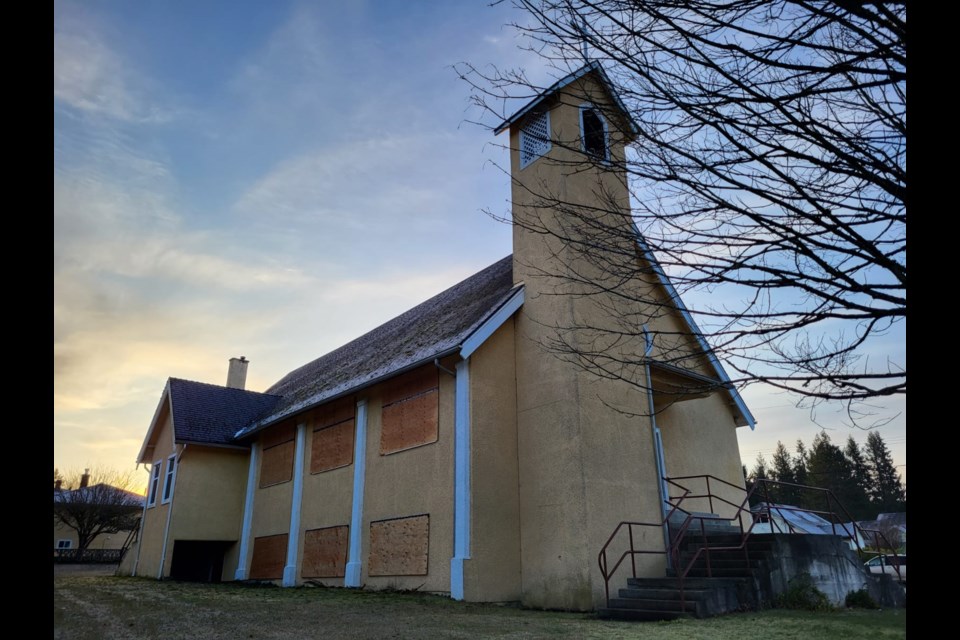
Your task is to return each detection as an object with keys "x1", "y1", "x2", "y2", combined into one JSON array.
[
  {"x1": 234, "y1": 255, "x2": 517, "y2": 439},
  {"x1": 54, "y1": 483, "x2": 145, "y2": 507},
  {"x1": 168, "y1": 378, "x2": 280, "y2": 446},
  {"x1": 493, "y1": 60, "x2": 640, "y2": 136}
]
